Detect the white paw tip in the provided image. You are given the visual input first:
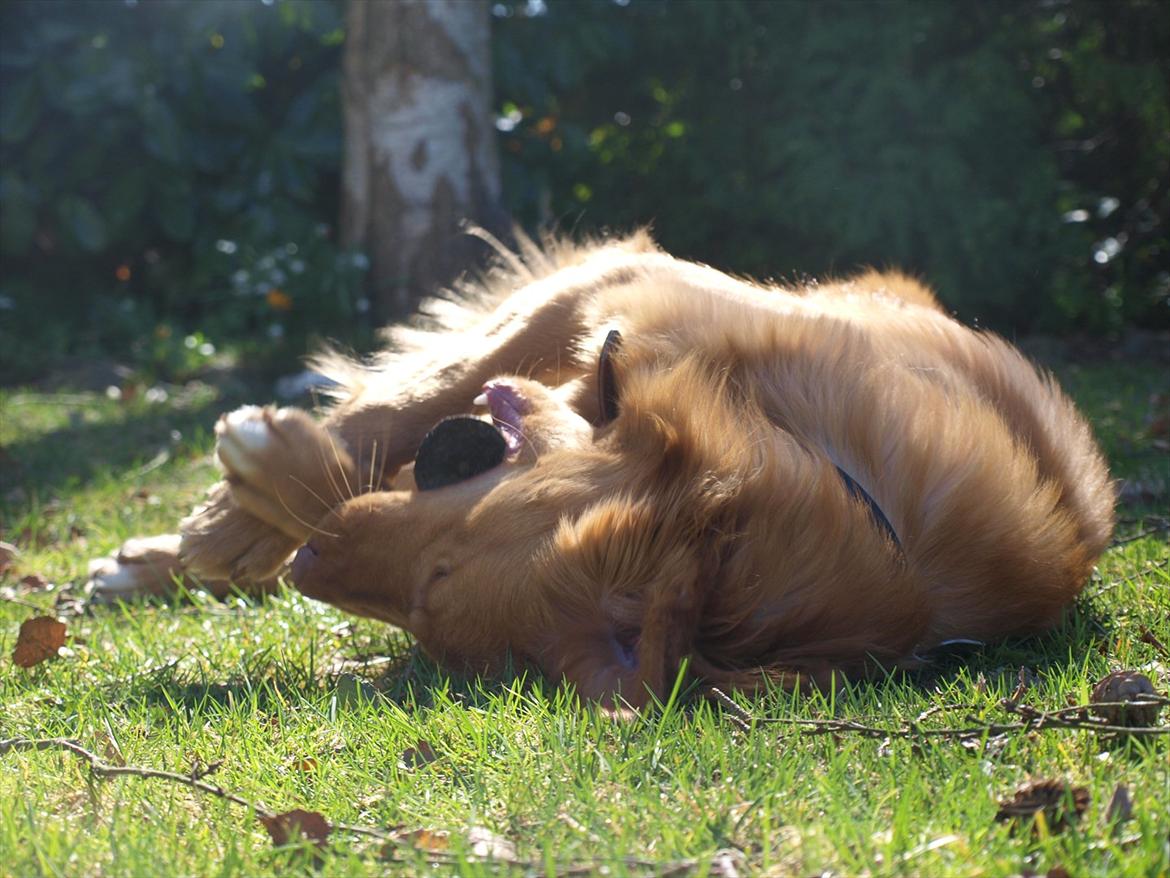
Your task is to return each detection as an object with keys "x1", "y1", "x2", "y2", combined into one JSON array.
[
  {"x1": 88, "y1": 557, "x2": 116, "y2": 577},
  {"x1": 473, "y1": 393, "x2": 488, "y2": 407},
  {"x1": 88, "y1": 563, "x2": 145, "y2": 595},
  {"x1": 220, "y1": 408, "x2": 273, "y2": 454}
]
